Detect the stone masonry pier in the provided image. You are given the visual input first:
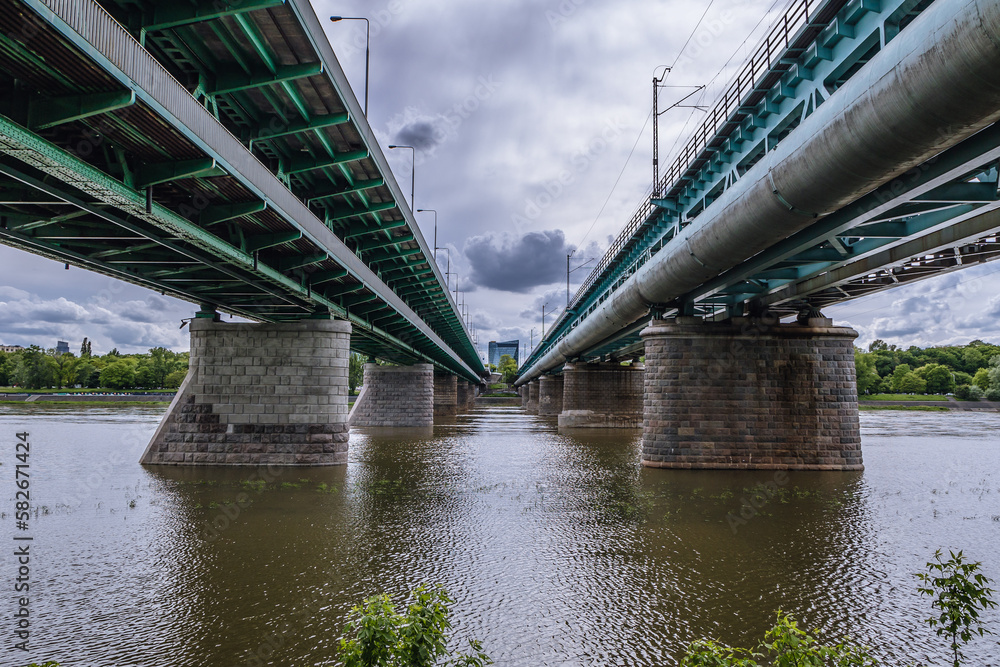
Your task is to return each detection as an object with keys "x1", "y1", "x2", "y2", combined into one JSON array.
[
  {"x1": 434, "y1": 372, "x2": 458, "y2": 417},
  {"x1": 538, "y1": 374, "x2": 564, "y2": 416},
  {"x1": 141, "y1": 316, "x2": 350, "y2": 466},
  {"x1": 526, "y1": 380, "x2": 540, "y2": 414},
  {"x1": 640, "y1": 316, "x2": 862, "y2": 470},
  {"x1": 350, "y1": 363, "x2": 434, "y2": 427},
  {"x1": 558, "y1": 361, "x2": 643, "y2": 428}
]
